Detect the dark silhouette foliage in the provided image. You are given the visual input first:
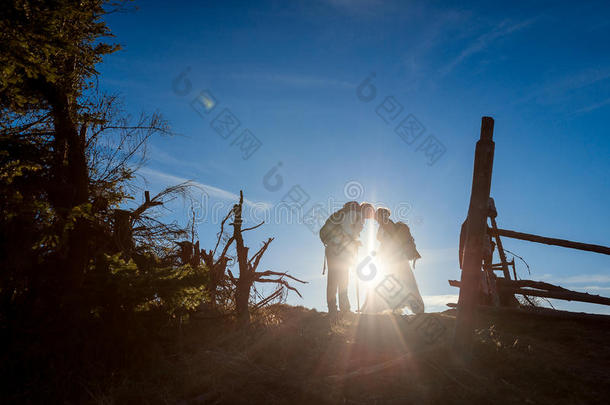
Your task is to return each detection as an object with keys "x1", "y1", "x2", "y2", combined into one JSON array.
[{"x1": 0, "y1": 1, "x2": 306, "y2": 401}]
